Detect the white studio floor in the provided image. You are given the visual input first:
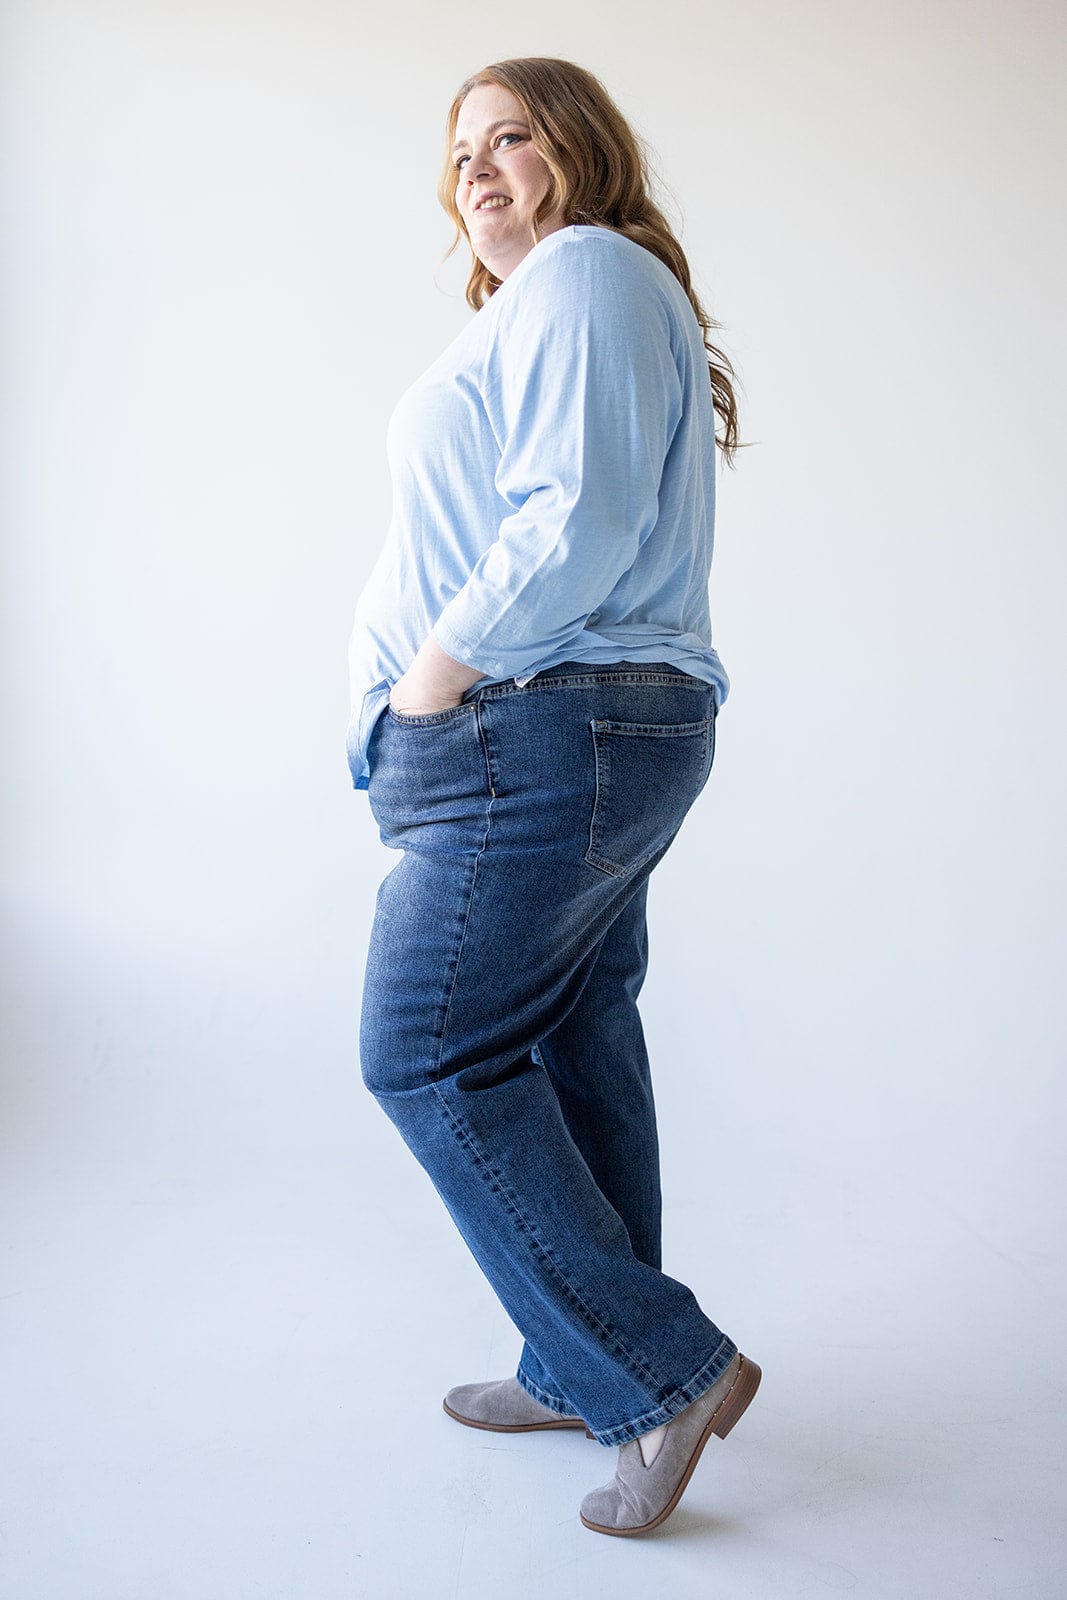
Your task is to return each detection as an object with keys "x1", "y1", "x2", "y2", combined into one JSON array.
[{"x1": 2, "y1": 1038, "x2": 1062, "y2": 1600}]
